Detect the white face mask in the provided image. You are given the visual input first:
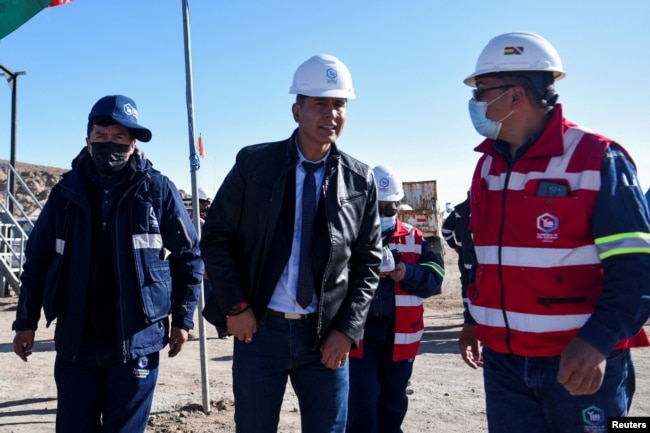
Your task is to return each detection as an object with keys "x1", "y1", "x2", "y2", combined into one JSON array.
[
  {"x1": 380, "y1": 215, "x2": 397, "y2": 232},
  {"x1": 468, "y1": 88, "x2": 514, "y2": 139}
]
